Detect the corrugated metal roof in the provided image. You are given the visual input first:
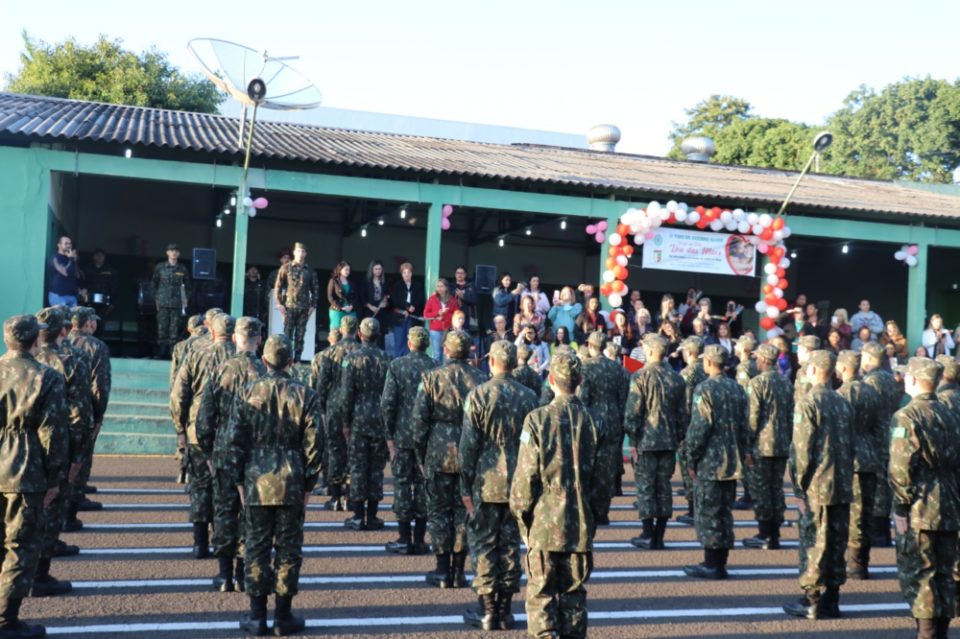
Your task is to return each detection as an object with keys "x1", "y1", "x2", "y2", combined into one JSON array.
[{"x1": 2, "y1": 91, "x2": 959, "y2": 220}]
